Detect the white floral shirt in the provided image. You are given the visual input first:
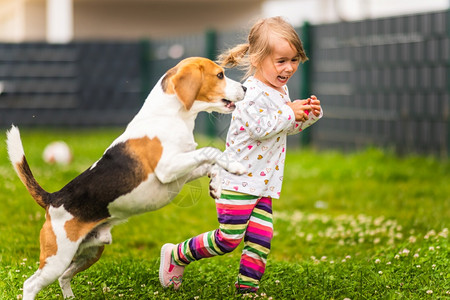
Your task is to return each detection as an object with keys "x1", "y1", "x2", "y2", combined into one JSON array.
[{"x1": 221, "y1": 76, "x2": 323, "y2": 199}]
